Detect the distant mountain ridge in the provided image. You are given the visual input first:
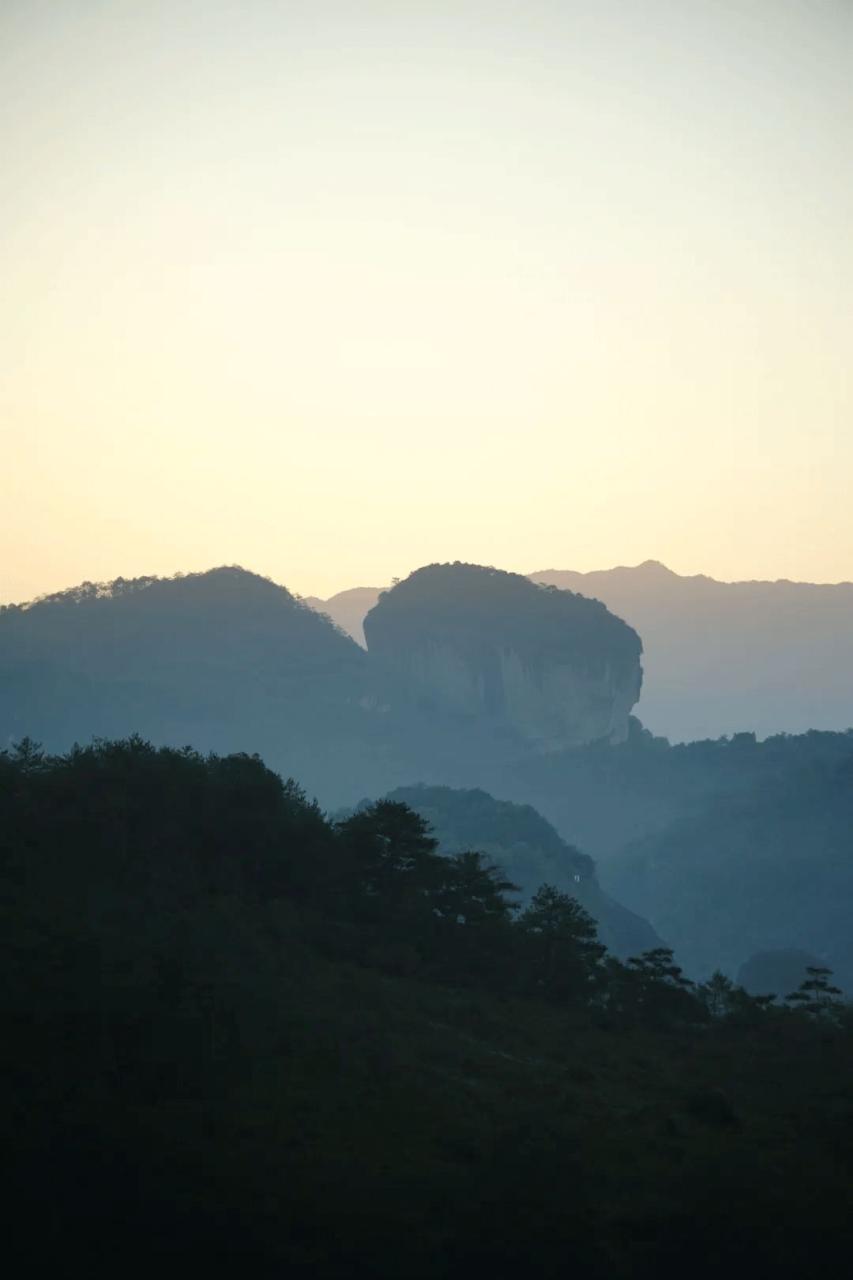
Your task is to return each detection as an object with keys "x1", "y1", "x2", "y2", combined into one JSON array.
[
  {"x1": 302, "y1": 587, "x2": 380, "y2": 648},
  {"x1": 308, "y1": 561, "x2": 853, "y2": 742},
  {"x1": 605, "y1": 747, "x2": 853, "y2": 988},
  {"x1": 531, "y1": 561, "x2": 853, "y2": 741},
  {"x1": 0, "y1": 562, "x2": 664, "y2": 962},
  {"x1": 0, "y1": 560, "x2": 645, "y2": 791}
]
